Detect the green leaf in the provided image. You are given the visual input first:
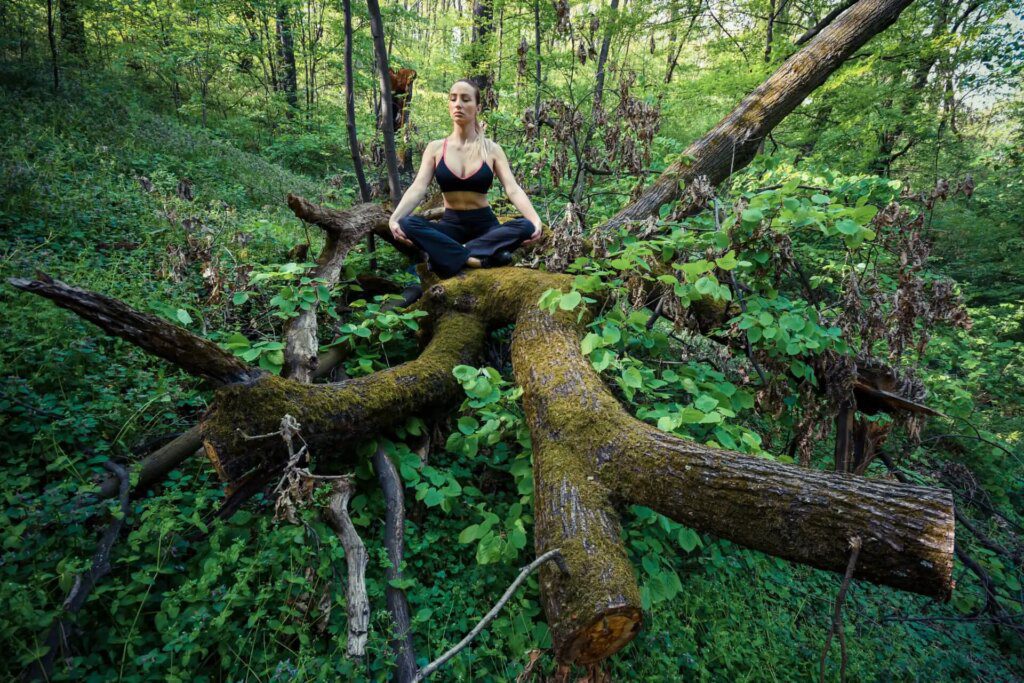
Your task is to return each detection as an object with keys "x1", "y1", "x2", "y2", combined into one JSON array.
[
  {"x1": 811, "y1": 193, "x2": 830, "y2": 205},
  {"x1": 715, "y1": 251, "x2": 738, "y2": 270},
  {"x1": 741, "y1": 208, "x2": 764, "y2": 223},
  {"x1": 581, "y1": 333, "x2": 602, "y2": 355},
  {"x1": 621, "y1": 367, "x2": 644, "y2": 388},
  {"x1": 694, "y1": 395, "x2": 719, "y2": 412},
  {"x1": 232, "y1": 291, "x2": 249, "y2": 305},
  {"x1": 558, "y1": 290, "x2": 582, "y2": 310},
  {"x1": 175, "y1": 308, "x2": 192, "y2": 325},
  {"x1": 779, "y1": 313, "x2": 806, "y2": 332},
  {"x1": 591, "y1": 348, "x2": 612, "y2": 372},
  {"x1": 851, "y1": 204, "x2": 878, "y2": 223},
  {"x1": 657, "y1": 414, "x2": 681, "y2": 431},
  {"x1": 836, "y1": 218, "x2": 860, "y2": 235},
  {"x1": 457, "y1": 416, "x2": 479, "y2": 435},
  {"x1": 677, "y1": 528, "x2": 701, "y2": 552}
]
